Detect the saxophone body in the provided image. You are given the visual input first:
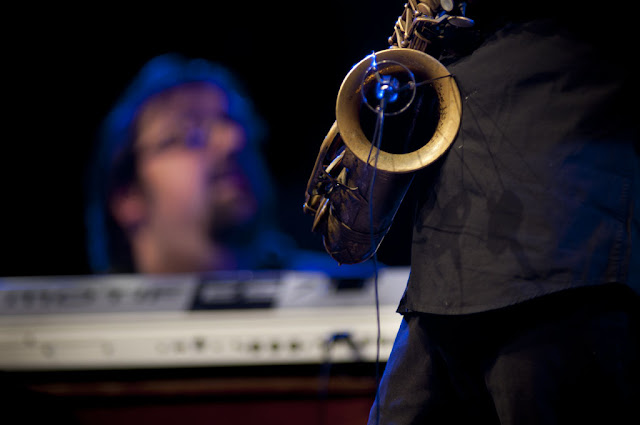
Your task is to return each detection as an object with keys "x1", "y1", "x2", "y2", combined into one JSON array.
[{"x1": 304, "y1": 1, "x2": 474, "y2": 264}]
